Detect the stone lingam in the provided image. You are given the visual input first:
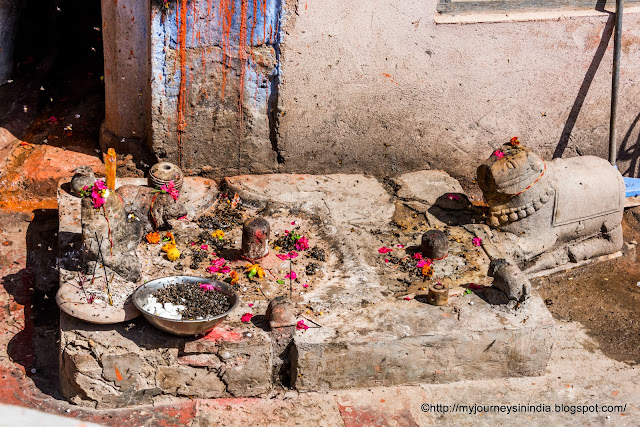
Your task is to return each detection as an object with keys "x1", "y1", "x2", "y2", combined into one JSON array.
[{"x1": 476, "y1": 139, "x2": 624, "y2": 285}]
